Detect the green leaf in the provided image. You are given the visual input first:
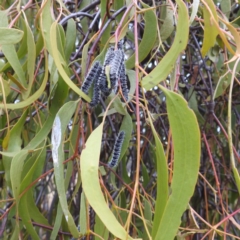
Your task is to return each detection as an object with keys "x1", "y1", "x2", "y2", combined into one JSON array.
[
  {"x1": 0, "y1": 10, "x2": 8, "y2": 27},
  {"x1": 79, "y1": 193, "x2": 87, "y2": 235},
  {"x1": 112, "y1": 95, "x2": 127, "y2": 115},
  {"x1": 126, "y1": 4, "x2": 157, "y2": 69},
  {"x1": 23, "y1": 62, "x2": 69, "y2": 153},
  {"x1": 50, "y1": 203, "x2": 63, "y2": 240},
  {"x1": 10, "y1": 150, "x2": 29, "y2": 201},
  {"x1": 19, "y1": 142, "x2": 50, "y2": 228},
  {"x1": 0, "y1": 28, "x2": 23, "y2": 44},
  {"x1": 100, "y1": 0, "x2": 111, "y2": 50},
  {"x1": 40, "y1": 0, "x2": 53, "y2": 55},
  {"x1": 189, "y1": 0, "x2": 200, "y2": 25},
  {"x1": 80, "y1": 123, "x2": 140, "y2": 240},
  {"x1": 160, "y1": 5, "x2": 175, "y2": 41},
  {"x1": 94, "y1": 215, "x2": 109, "y2": 240},
  {"x1": 50, "y1": 21, "x2": 90, "y2": 102},
  {"x1": 146, "y1": 109, "x2": 168, "y2": 239},
  {"x1": 142, "y1": 0, "x2": 189, "y2": 90},
  {"x1": 2, "y1": 109, "x2": 28, "y2": 186},
  {"x1": 23, "y1": 15, "x2": 36, "y2": 98},
  {"x1": 201, "y1": 0, "x2": 219, "y2": 57},
  {"x1": 65, "y1": 19, "x2": 76, "y2": 61},
  {"x1": 1, "y1": 44, "x2": 27, "y2": 89},
  {"x1": 154, "y1": 88, "x2": 200, "y2": 240},
  {"x1": 0, "y1": 50, "x2": 48, "y2": 110},
  {"x1": 188, "y1": 87, "x2": 205, "y2": 125},
  {"x1": 114, "y1": 0, "x2": 125, "y2": 22},
  {"x1": 0, "y1": 78, "x2": 10, "y2": 99},
  {"x1": 126, "y1": 69, "x2": 136, "y2": 102},
  {"x1": 51, "y1": 100, "x2": 80, "y2": 238},
  {"x1": 142, "y1": 198, "x2": 152, "y2": 240},
  {"x1": 220, "y1": 0, "x2": 231, "y2": 19},
  {"x1": 19, "y1": 192, "x2": 40, "y2": 240}
]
